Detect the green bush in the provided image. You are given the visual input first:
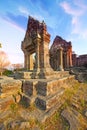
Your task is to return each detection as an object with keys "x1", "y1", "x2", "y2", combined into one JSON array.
[{"x1": 3, "y1": 69, "x2": 14, "y2": 76}]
